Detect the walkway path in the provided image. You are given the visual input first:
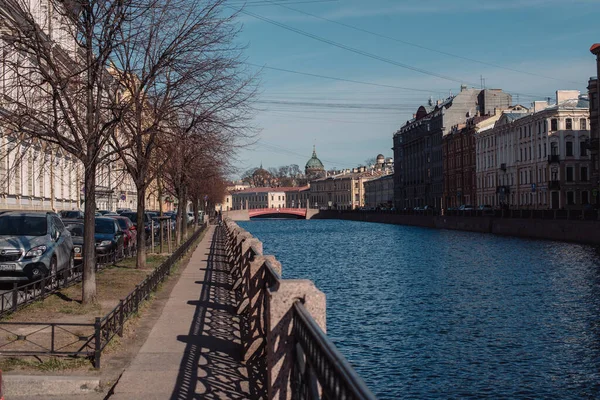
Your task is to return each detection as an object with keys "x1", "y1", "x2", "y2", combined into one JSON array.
[{"x1": 110, "y1": 225, "x2": 252, "y2": 399}]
